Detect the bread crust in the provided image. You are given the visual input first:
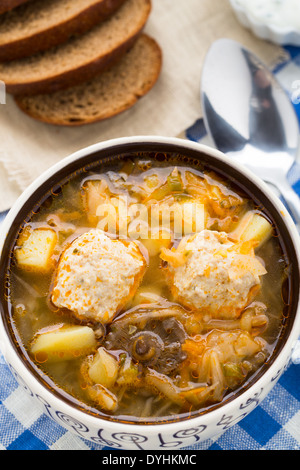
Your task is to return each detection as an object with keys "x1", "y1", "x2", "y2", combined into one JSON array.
[
  {"x1": 15, "y1": 34, "x2": 162, "y2": 126},
  {"x1": 1, "y1": 0, "x2": 152, "y2": 95},
  {"x1": 6, "y1": 33, "x2": 141, "y2": 95},
  {"x1": 0, "y1": 0, "x2": 30, "y2": 15},
  {"x1": 0, "y1": 0, "x2": 127, "y2": 61}
]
